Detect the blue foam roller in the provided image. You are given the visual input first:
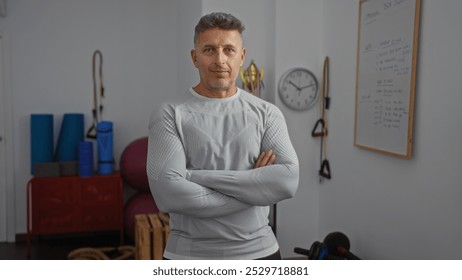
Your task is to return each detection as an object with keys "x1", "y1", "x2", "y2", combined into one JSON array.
[
  {"x1": 97, "y1": 121, "x2": 114, "y2": 175},
  {"x1": 30, "y1": 114, "x2": 54, "y2": 174},
  {"x1": 79, "y1": 141, "x2": 94, "y2": 177},
  {"x1": 55, "y1": 113, "x2": 84, "y2": 161}
]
